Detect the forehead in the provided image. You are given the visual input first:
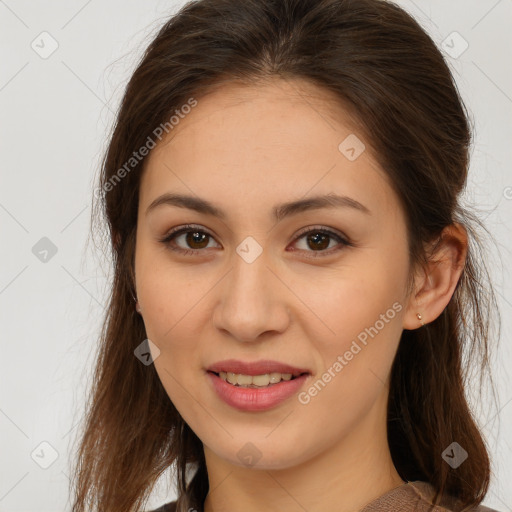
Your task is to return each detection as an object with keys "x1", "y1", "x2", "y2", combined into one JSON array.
[
  {"x1": 158, "y1": 78, "x2": 366, "y2": 154},
  {"x1": 139, "y1": 78, "x2": 396, "y2": 221}
]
